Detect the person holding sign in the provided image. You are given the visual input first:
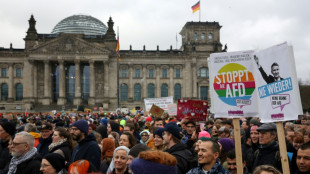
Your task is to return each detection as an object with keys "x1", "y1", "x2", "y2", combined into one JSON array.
[{"x1": 254, "y1": 55, "x2": 284, "y2": 84}]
